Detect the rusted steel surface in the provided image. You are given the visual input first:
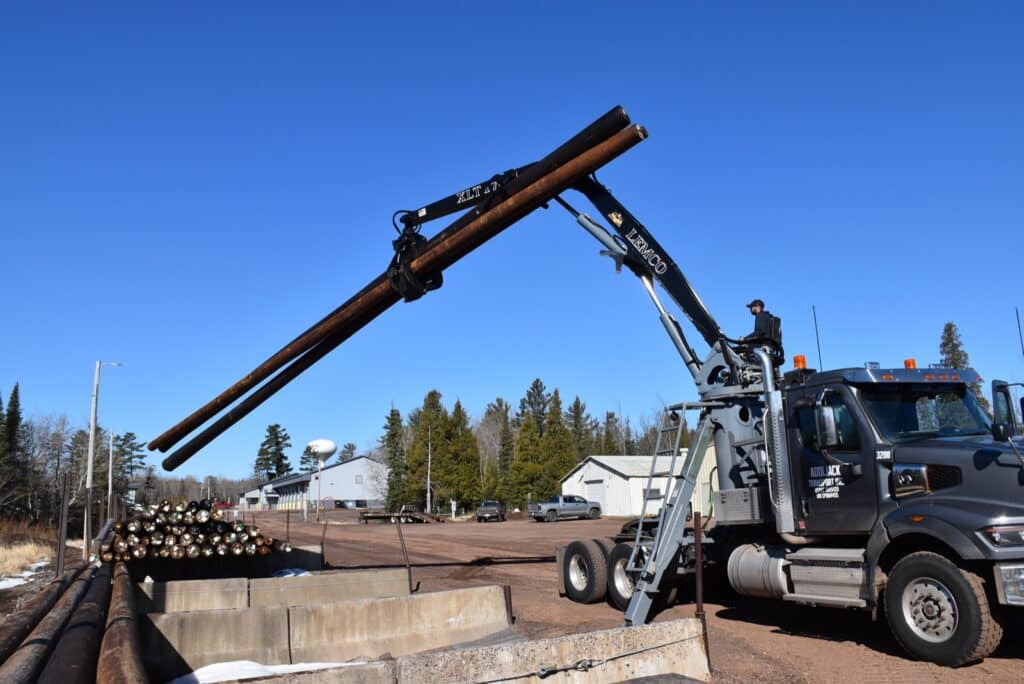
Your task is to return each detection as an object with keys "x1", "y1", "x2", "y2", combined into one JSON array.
[
  {"x1": 37, "y1": 563, "x2": 112, "y2": 684},
  {"x1": 0, "y1": 564, "x2": 95, "y2": 683},
  {"x1": 0, "y1": 561, "x2": 85, "y2": 665},
  {"x1": 96, "y1": 562, "x2": 149, "y2": 684},
  {"x1": 149, "y1": 106, "x2": 630, "y2": 457},
  {"x1": 155, "y1": 113, "x2": 647, "y2": 471}
]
